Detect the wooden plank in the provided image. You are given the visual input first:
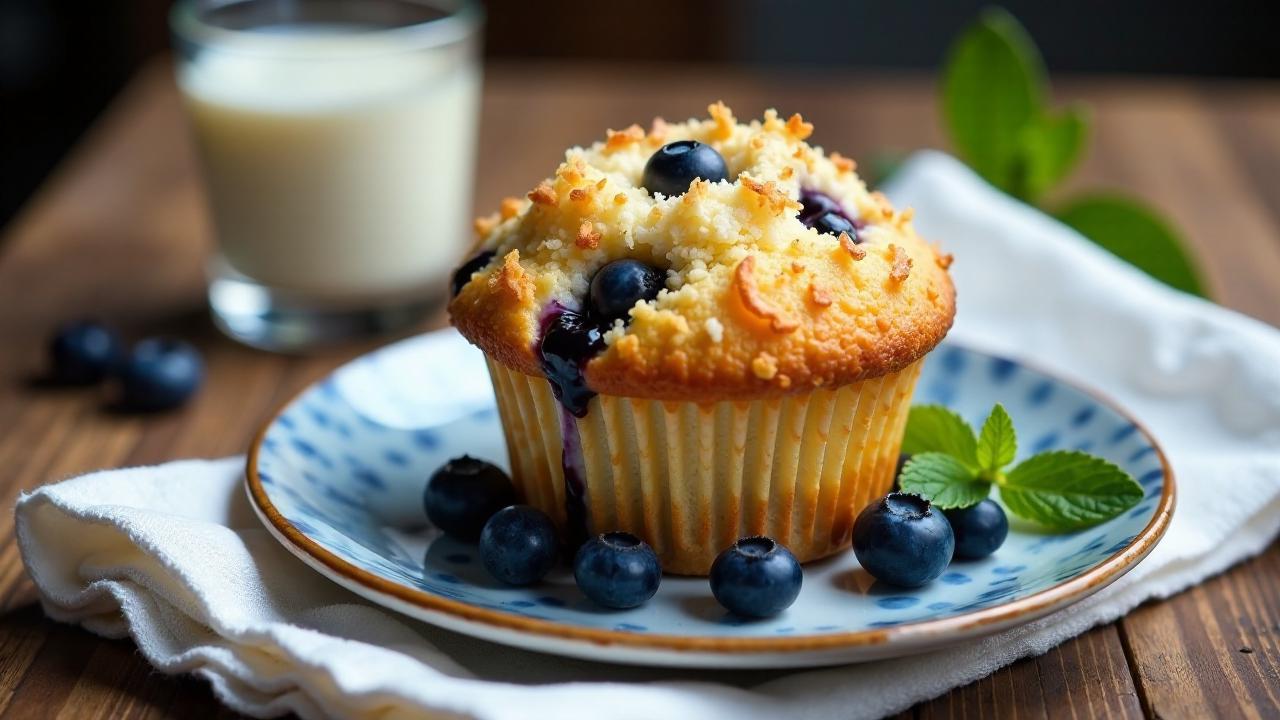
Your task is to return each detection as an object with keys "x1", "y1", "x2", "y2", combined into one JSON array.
[
  {"x1": 0, "y1": 608, "x2": 97, "y2": 720},
  {"x1": 1120, "y1": 542, "x2": 1280, "y2": 719},
  {"x1": 0, "y1": 607, "x2": 49, "y2": 716},
  {"x1": 915, "y1": 625, "x2": 1142, "y2": 720}
]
